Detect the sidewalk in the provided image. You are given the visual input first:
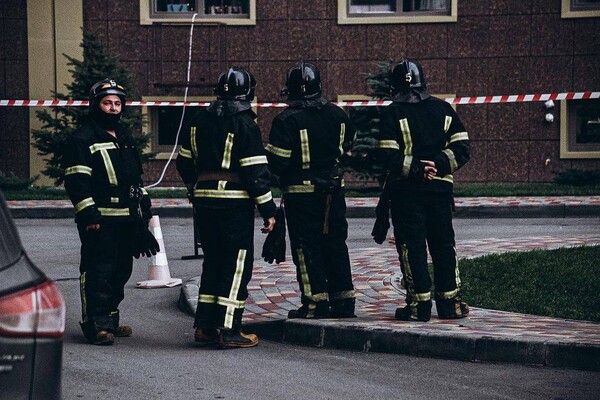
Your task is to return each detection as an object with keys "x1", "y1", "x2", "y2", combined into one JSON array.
[
  {"x1": 7, "y1": 195, "x2": 600, "y2": 218},
  {"x1": 179, "y1": 235, "x2": 600, "y2": 371}
]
